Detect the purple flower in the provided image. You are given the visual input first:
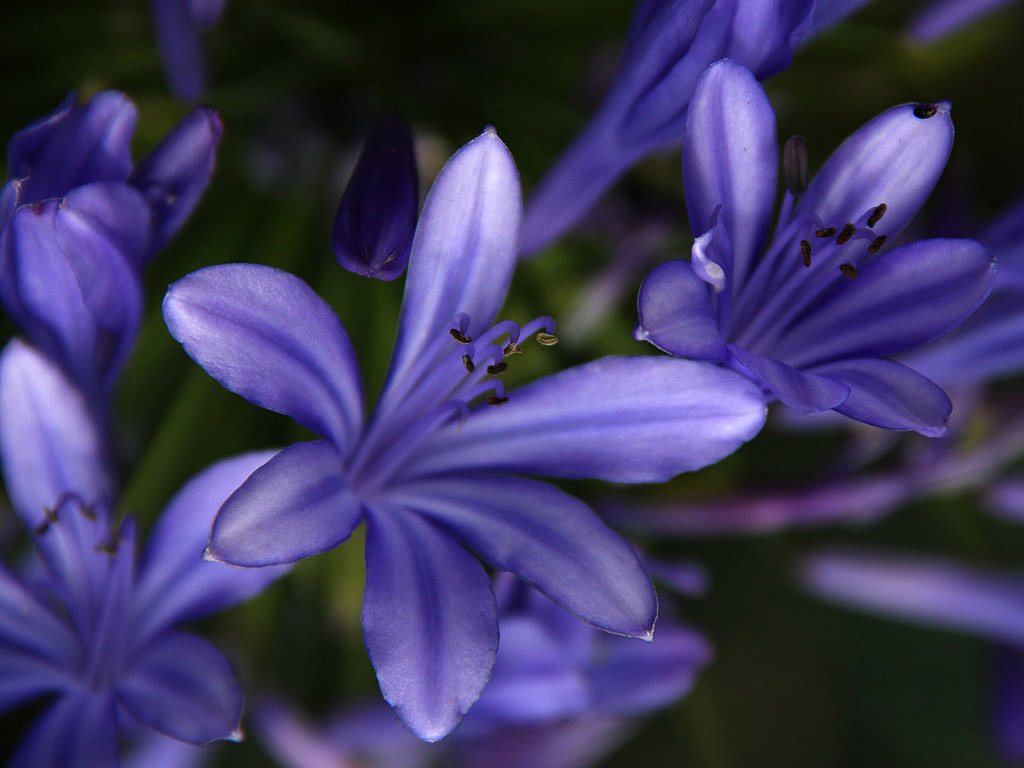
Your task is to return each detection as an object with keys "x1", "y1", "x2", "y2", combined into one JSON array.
[
  {"x1": 151, "y1": 0, "x2": 226, "y2": 102},
  {"x1": 162, "y1": 127, "x2": 766, "y2": 741},
  {"x1": 520, "y1": 0, "x2": 879, "y2": 255},
  {"x1": 0, "y1": 92, "x2": 222, "y2": 399},
  {"x1": 333, "y1": 117, "x2": 419, "y2": 281},
  {"x1": 909, "y1": 0, "x2": 1017, "y2": 42},
  {"x1": 634, "y1": 59, "x2": 995, "y2": 436},
  {"x1": 0, "y1": 339, "x2": 287, "y2": 768}
]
